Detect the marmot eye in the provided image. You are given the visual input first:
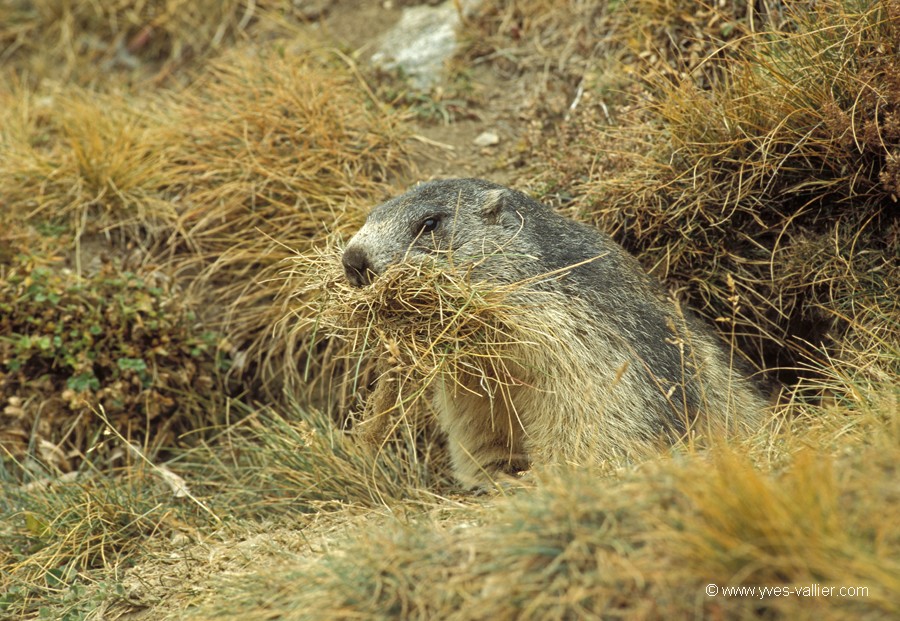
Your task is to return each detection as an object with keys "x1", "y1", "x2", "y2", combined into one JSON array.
[{"x1": 419, "y1": 216, "x2": 440, "y2": 234}]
